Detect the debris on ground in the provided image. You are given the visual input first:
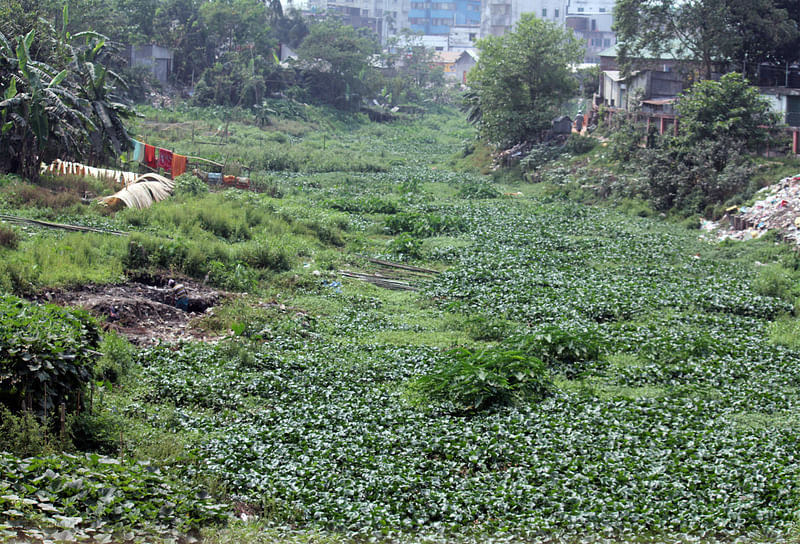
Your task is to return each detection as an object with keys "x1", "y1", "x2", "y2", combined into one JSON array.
[
  {"x1": 703, "y1": 174, "x2": 800, "y2": 244},
  {"x1": 31, "y1": 276, "x2": 226, "y2": 345}
]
